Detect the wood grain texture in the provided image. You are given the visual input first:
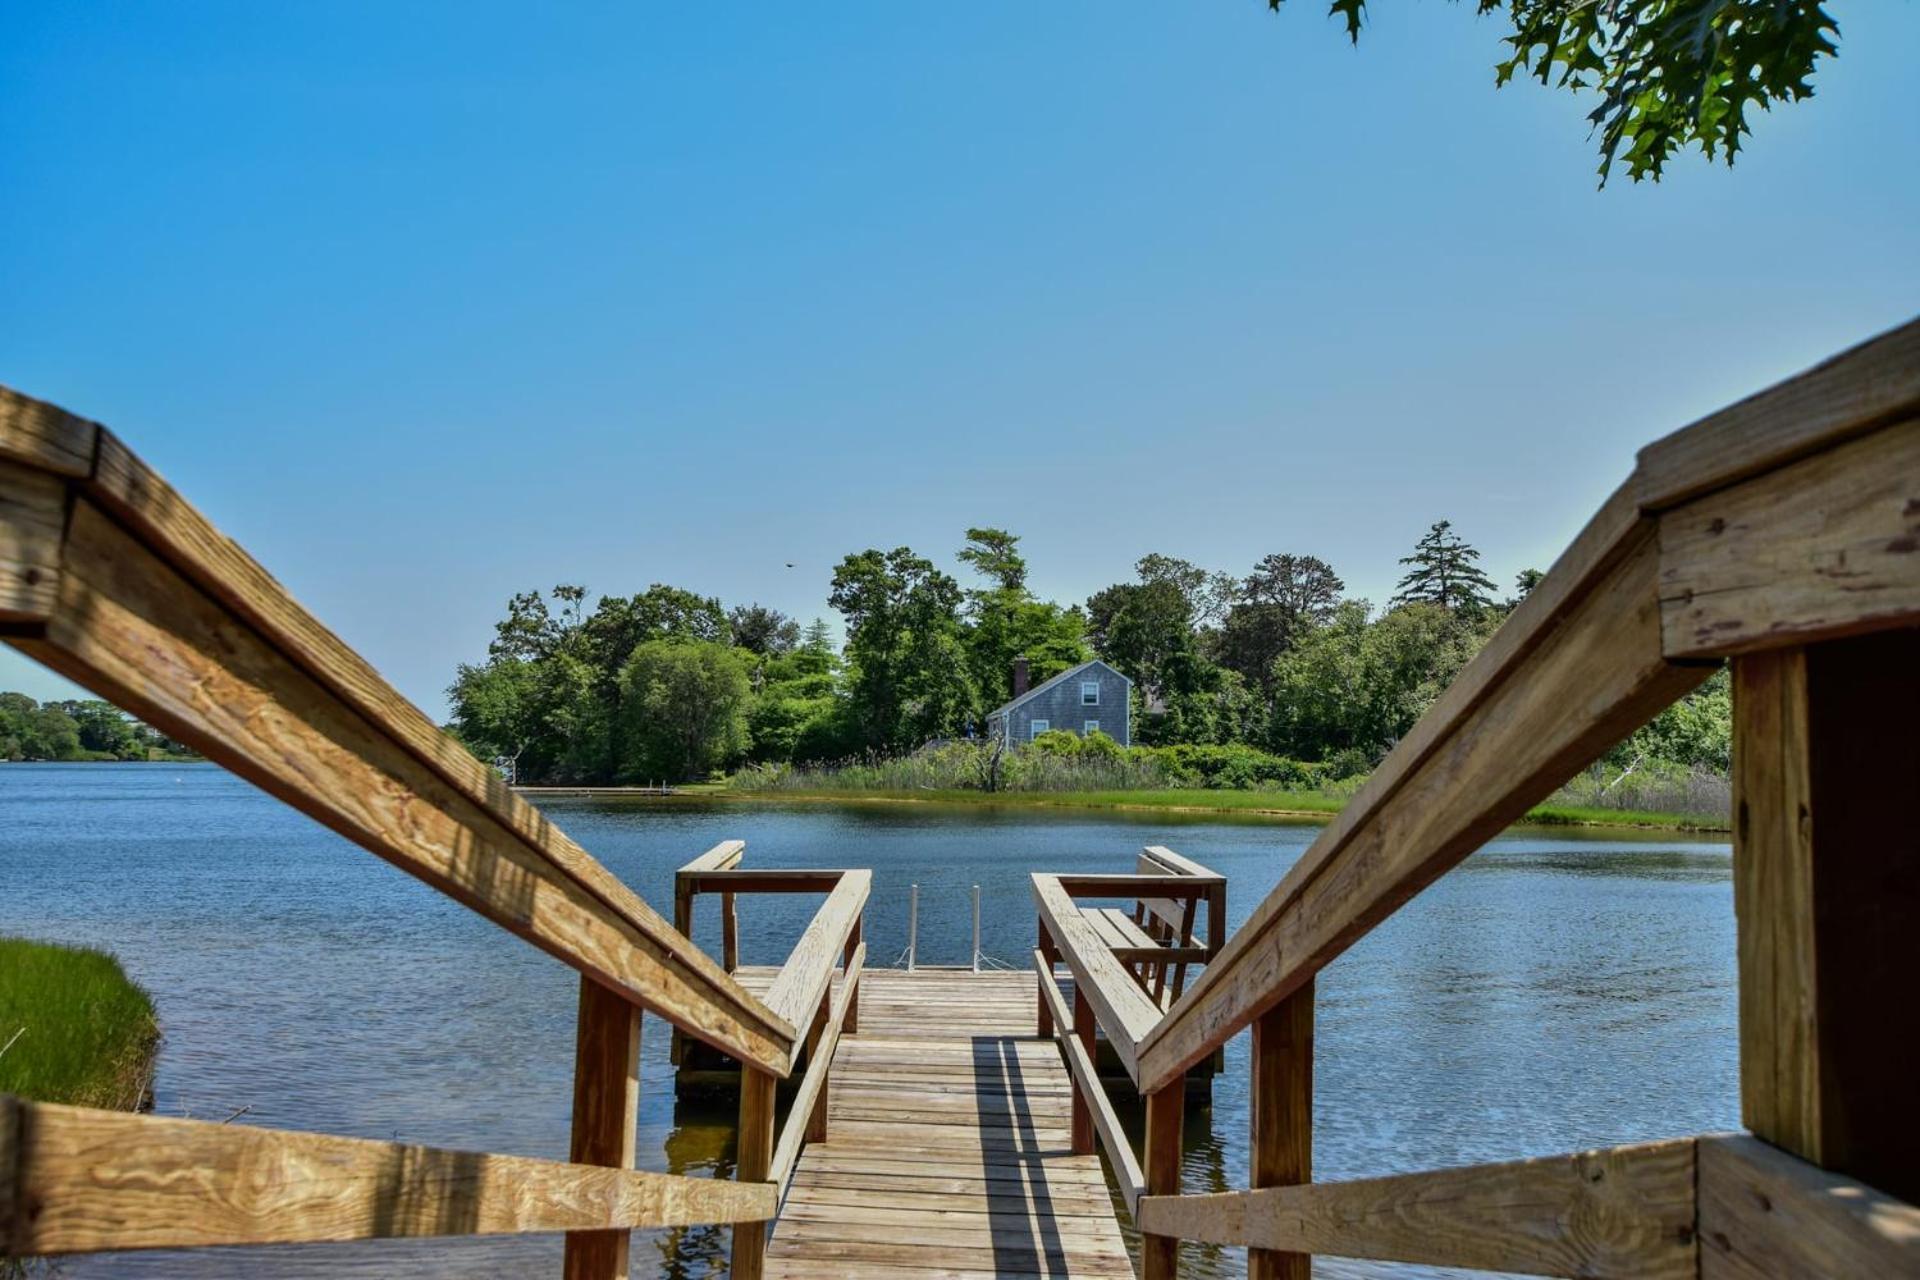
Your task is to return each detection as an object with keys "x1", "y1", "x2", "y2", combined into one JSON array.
[
  {"x1": 1637, "y1": 315, "x2": 1920, "y2": 510},
  {"x1": 766, "y1": 968, "x2": 1134, "y2": 1279},
  {"x1": 20, "y1": 500, "x2": 794, "y2": 1073},
  {"x1": 1138, "y1": 1138, "x2": 1697, "y2": 1279},
  {"x1": 768, "y1": 944, "x2": 864, "y2": 1193},
  {"x1": 733, "y1": 1067, "x2": 778, "y2": 1279},
  {"x1": 1, "y1": 1096, "x2": 774, "y2": 1254},
  {"x1": 71, "y1": 428, "x2": 780, "y2": 1064},
  {"x1": 564, "y1": 977, "x2": 642, "y2": 1280},
  {"x1": 1734, "y1": 634, "x2": 1920, "y2": 1200},
  {"x1": 0, "y1": 461, "x2": 66, "y2": 623},
  {"x1": 1698, "y1": 1134, "x2": 1920, "y2": 1279},
  {"x1": 1033, "y1": 953, "x2": 1145, "y2": 1214},
  {"x1": 1250, "y1": 982, "x2": 1312, "y2": 1280},
  {"x1": 762, "y1": 871, "x2": 870, "y2": 1032},
  {"x1": 1139, "y1": 531, "x2": 1705, "y2": 1093},
  {"x1": 1731, "y1": 649, "x2": 1820, "y2": 1161},
  {"x1": 1660, "y1": 418, "x2": 1920, "y2": 657},
  {"x1": 1141, "y1": 1084, "x2": 1184, "y2": 1280},
  {"x1": 0, "y1": 386, "x2": 97, "y2": 477},
  {"x1": 1030, "y1": 875, "x2": 1163, "y2": 1082}
]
